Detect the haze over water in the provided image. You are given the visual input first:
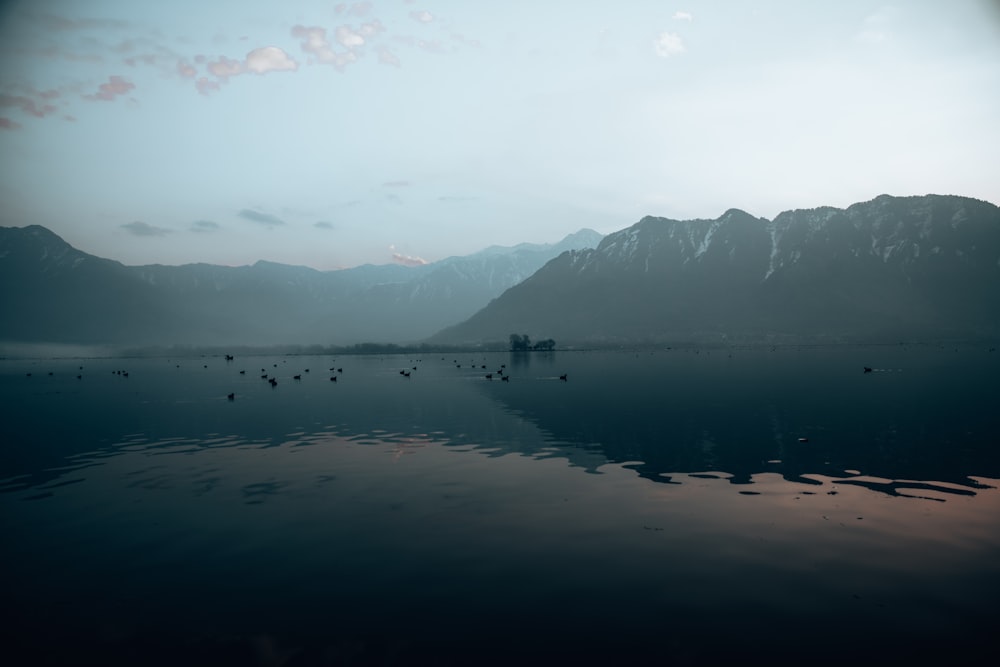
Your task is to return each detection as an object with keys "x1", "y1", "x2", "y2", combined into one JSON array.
[{"x1": 3, "y1": 345, "x2": 999, "y2": 664}]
